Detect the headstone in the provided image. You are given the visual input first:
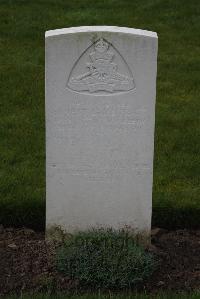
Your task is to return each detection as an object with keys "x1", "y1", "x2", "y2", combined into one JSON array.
[{"x1": 45, "y1": 26, "x2": 158, "y2": 236}]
